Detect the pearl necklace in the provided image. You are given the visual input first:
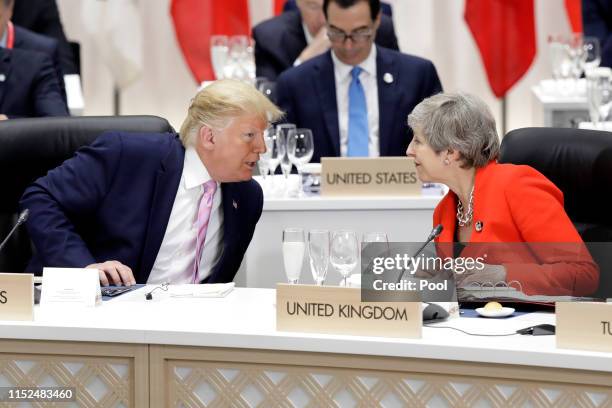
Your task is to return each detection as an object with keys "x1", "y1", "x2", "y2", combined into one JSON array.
[{"x1": 456, "y1": 186, "x2": 474, "y2": 227}]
